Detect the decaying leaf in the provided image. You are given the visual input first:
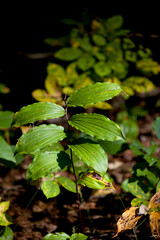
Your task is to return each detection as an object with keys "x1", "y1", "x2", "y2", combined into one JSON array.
[
  {"x1": 148, "y1": 191, "x2": 160, "y2": 209},
  {"x1": 113, "y1": 207, "x2": 142, "y2": 237},
  {"x1": 150, "y1": 211, "x2": 160, "y2": 239}
]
